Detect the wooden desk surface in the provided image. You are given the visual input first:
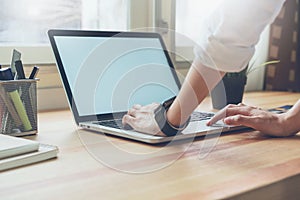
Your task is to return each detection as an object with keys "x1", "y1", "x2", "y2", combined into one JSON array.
[{"x1": 1, "y1": 92, "x2": 300, "y2": 200}]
